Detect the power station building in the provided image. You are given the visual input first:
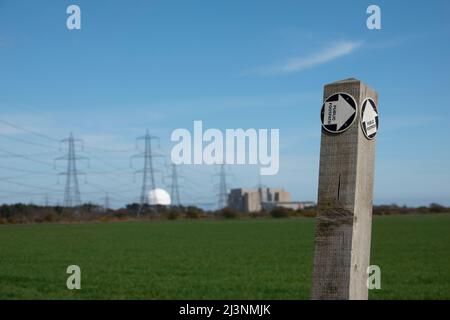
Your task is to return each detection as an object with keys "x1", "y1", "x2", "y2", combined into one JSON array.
[{"x1": 228, "y1": 188, "x2": 313, "y2": 213}]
